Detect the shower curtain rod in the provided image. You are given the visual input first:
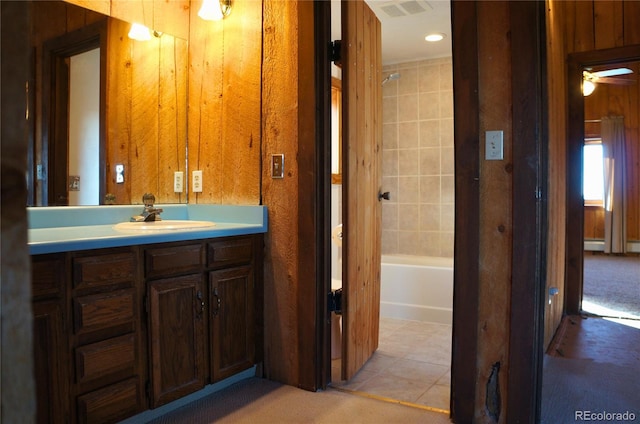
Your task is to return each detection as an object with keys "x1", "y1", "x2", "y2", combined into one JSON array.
[{"x1": 585, "y1": 119, "x2": 601, "y2": 123}]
